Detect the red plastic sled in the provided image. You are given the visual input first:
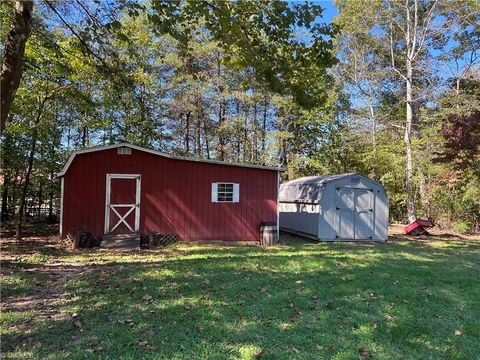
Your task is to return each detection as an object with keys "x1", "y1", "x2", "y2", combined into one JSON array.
[{"x1": 404, "y1": 219, "x2": 433, "y2": 235}]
